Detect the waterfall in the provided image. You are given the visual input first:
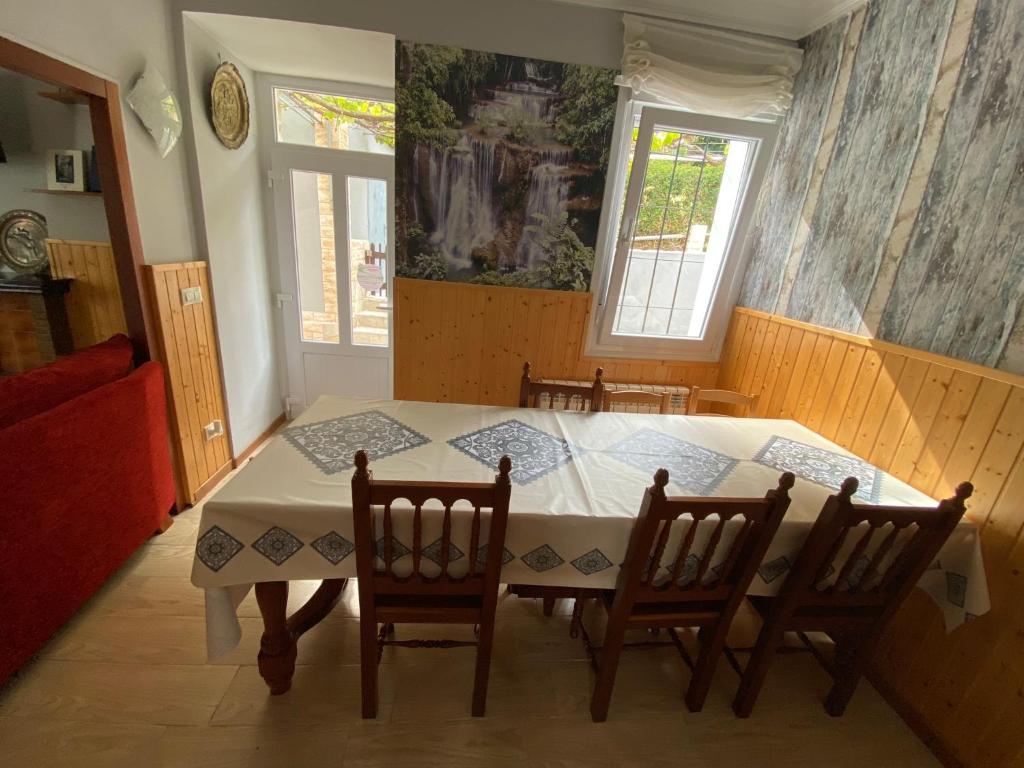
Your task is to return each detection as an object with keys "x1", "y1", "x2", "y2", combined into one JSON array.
[
  {"x1": 516, "y1": 147, "x2": 572, "y2": 269},
  {"x1": 427, "y1": 134, "x2": 499, "y2": 266}
]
